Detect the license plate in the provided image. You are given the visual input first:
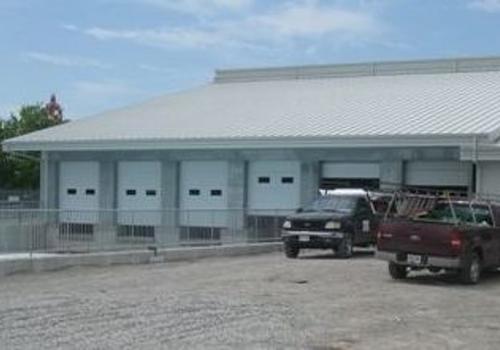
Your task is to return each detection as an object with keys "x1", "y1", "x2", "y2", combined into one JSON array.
[
  {"x1": 407, "y1": 254, "x2": 422, "y2": 265},
  {"x1": 299, "y1": 235, "x2": 310, "y2": 242}
]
